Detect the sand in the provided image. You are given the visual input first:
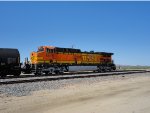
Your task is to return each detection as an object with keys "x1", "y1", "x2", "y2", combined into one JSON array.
[{"x1": 1, "y1": 74, "x2": 150, "y2": 113}]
